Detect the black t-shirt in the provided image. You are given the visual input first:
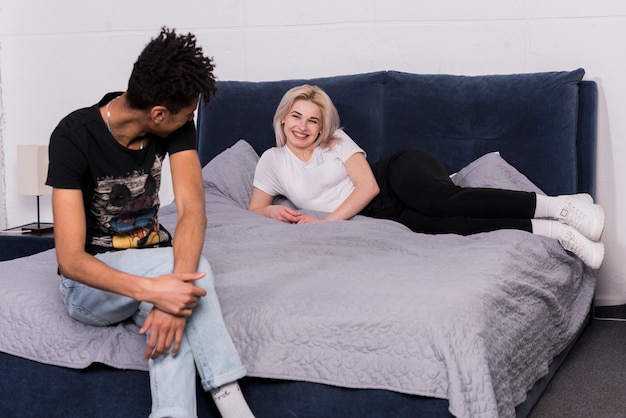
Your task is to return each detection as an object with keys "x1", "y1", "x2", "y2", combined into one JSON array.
[{"x1": 46, "y1": 92, "x2": 197, "y2": 254}]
